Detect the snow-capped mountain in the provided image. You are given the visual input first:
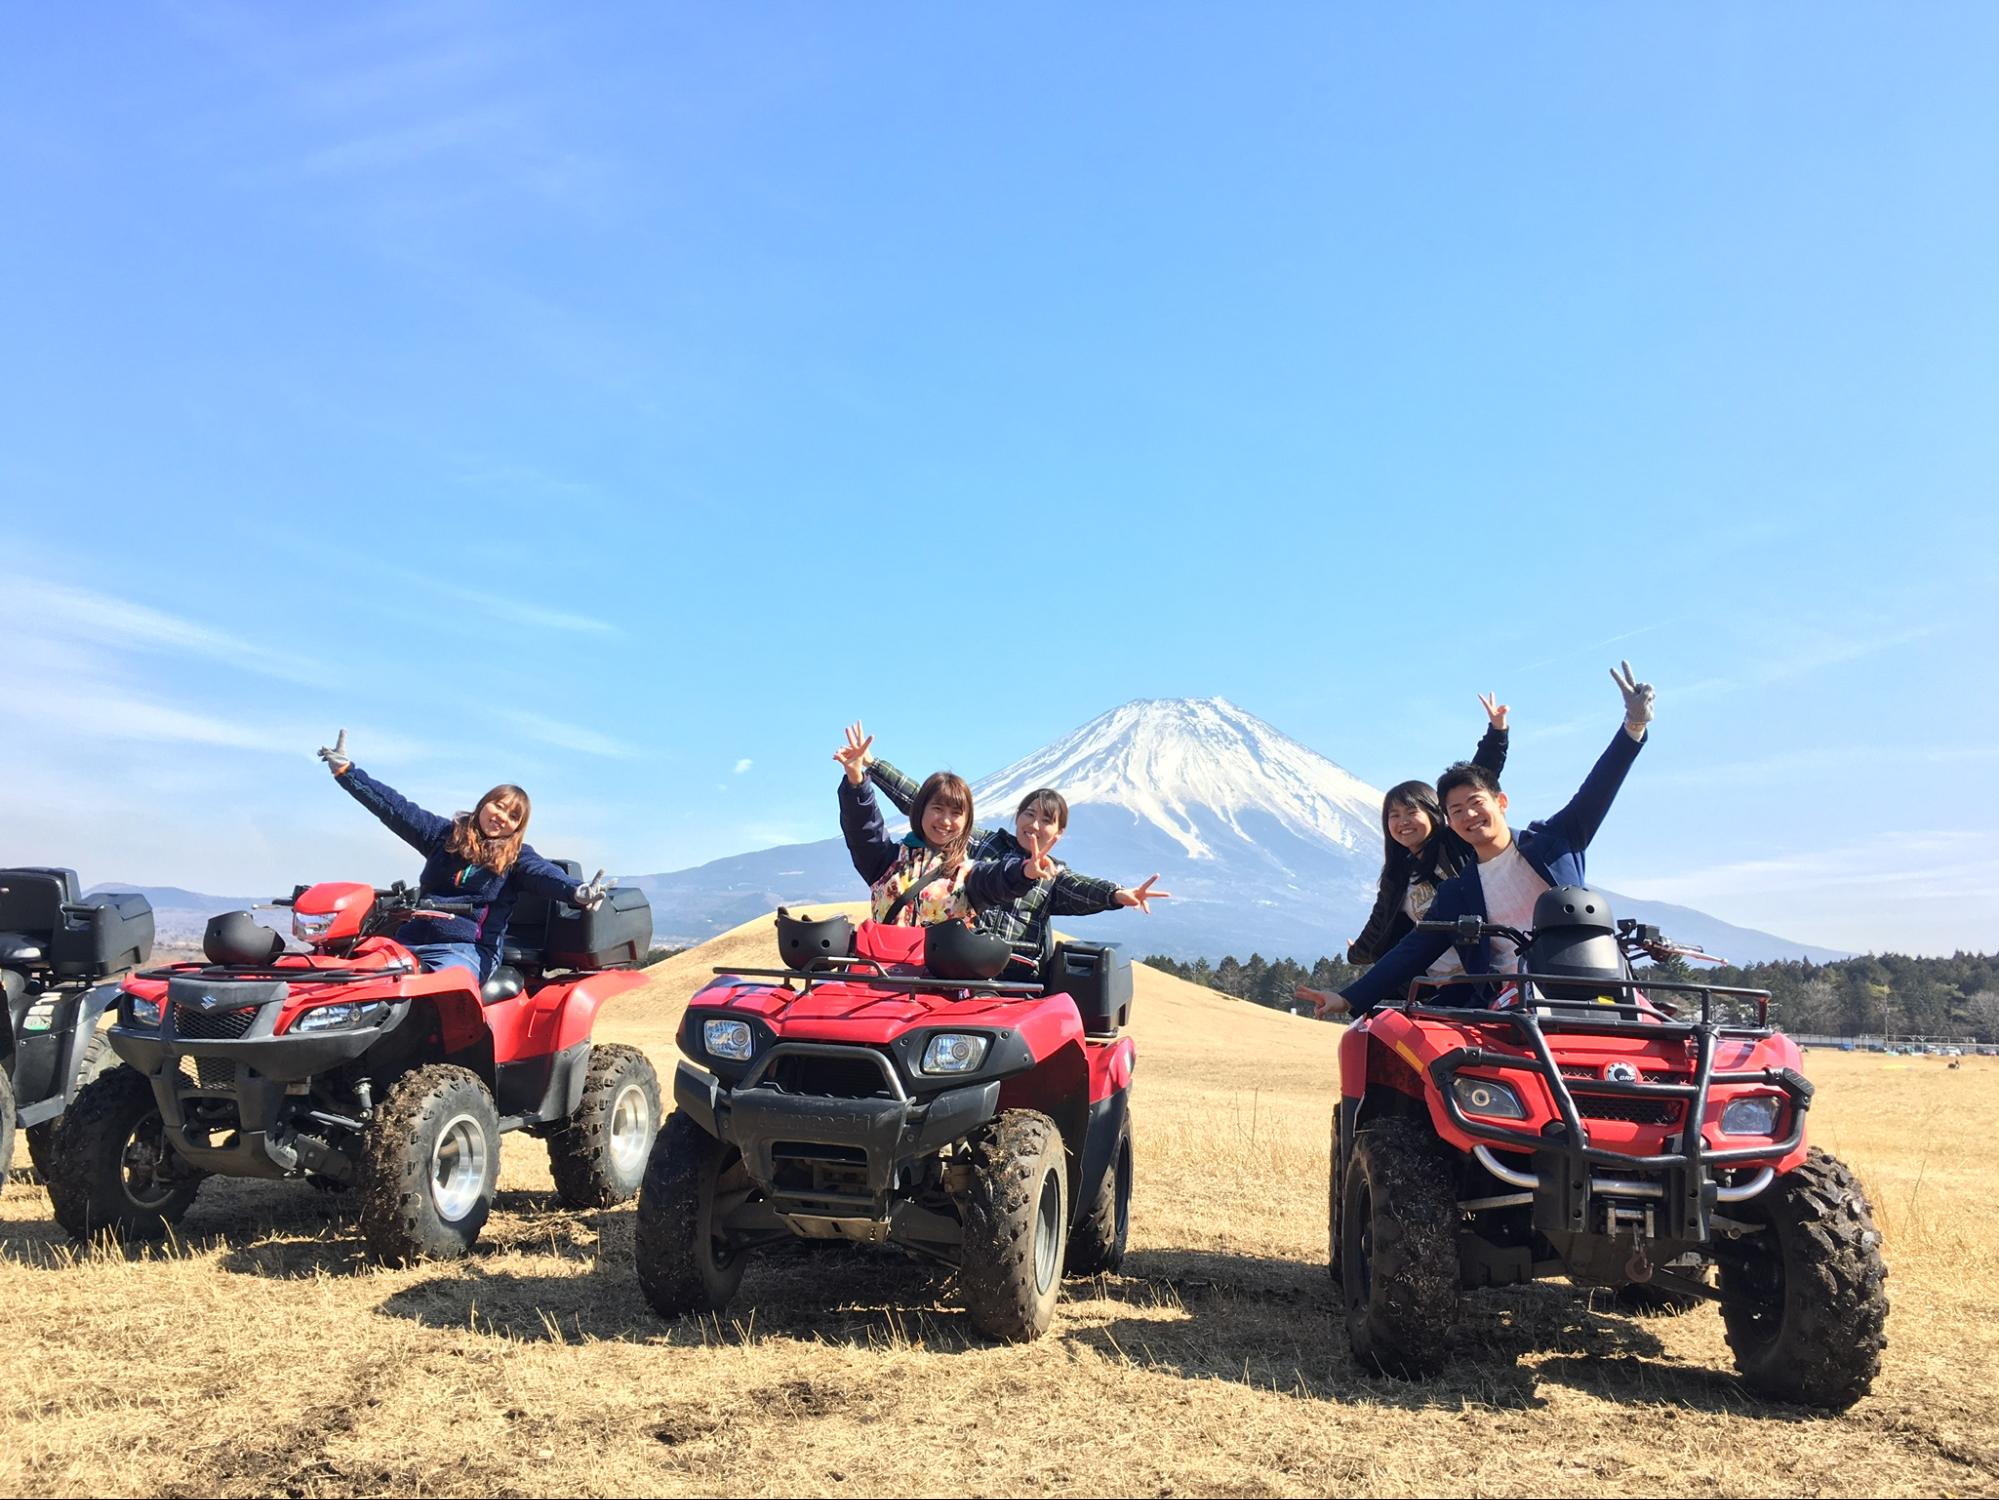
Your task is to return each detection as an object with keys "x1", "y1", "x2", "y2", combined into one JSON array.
[{"x1": 632, "y1": 697, "x2": 1848, "y2": 965}]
